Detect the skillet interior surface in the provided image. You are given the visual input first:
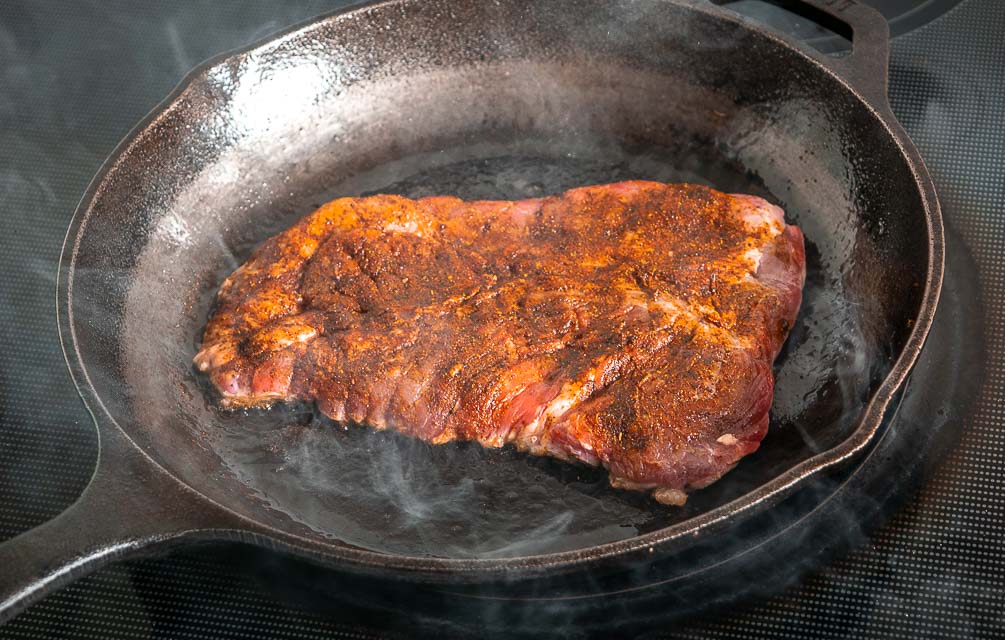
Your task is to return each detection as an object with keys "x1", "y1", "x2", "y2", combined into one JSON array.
[{"x1": 66, "y1": 0, "x2": 932, "y2": 561}]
